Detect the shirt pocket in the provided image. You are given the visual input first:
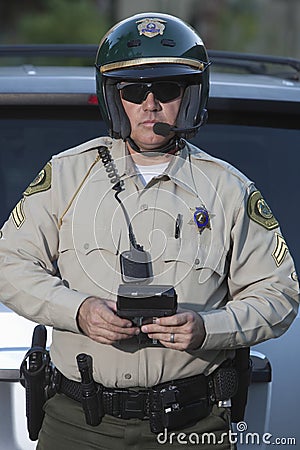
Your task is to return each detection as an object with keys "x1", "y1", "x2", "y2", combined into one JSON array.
[
  {"x1": 58, "y1": 226, "x2": 119, "y2": 256},
  {"x1": 58, "y1": 226, "x2": 121, "y2": 295},
  {"x1": 163, "y1": 237, "x2": 227, "y2": 284}
]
